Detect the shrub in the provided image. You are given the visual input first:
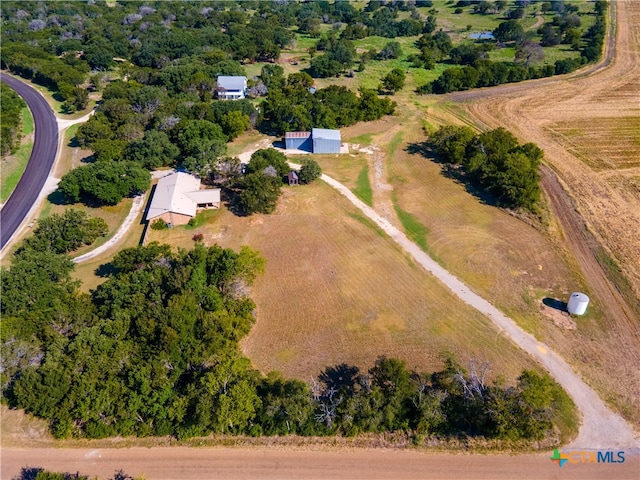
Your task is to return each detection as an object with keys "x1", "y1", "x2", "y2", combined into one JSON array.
[
  {"x1": 151, "y1": 219, "x2": 168, "y2": 230},
  {"x1": 192, "y1": 233, "x2": 204, "y2": 242}
]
